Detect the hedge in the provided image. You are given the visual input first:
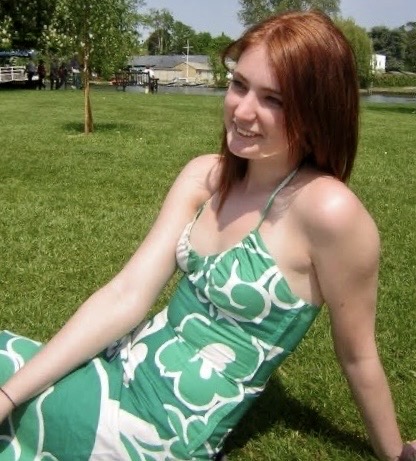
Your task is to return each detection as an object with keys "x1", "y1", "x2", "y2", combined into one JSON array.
[{"x1": 372, "y1": 72, "x2": 416, "y2": 87}]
